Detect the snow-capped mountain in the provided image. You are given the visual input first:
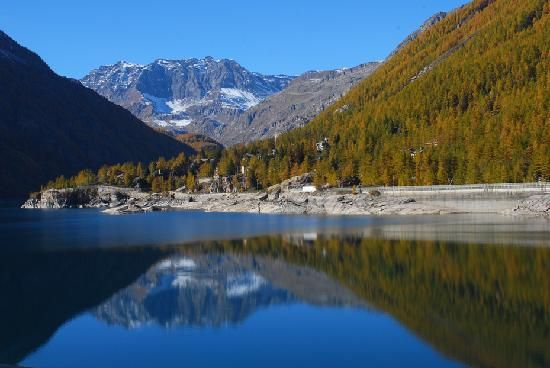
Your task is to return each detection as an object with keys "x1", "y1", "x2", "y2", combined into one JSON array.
[{"x1": 81, "y1": 57, "x2": 294, "y2": 133}]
